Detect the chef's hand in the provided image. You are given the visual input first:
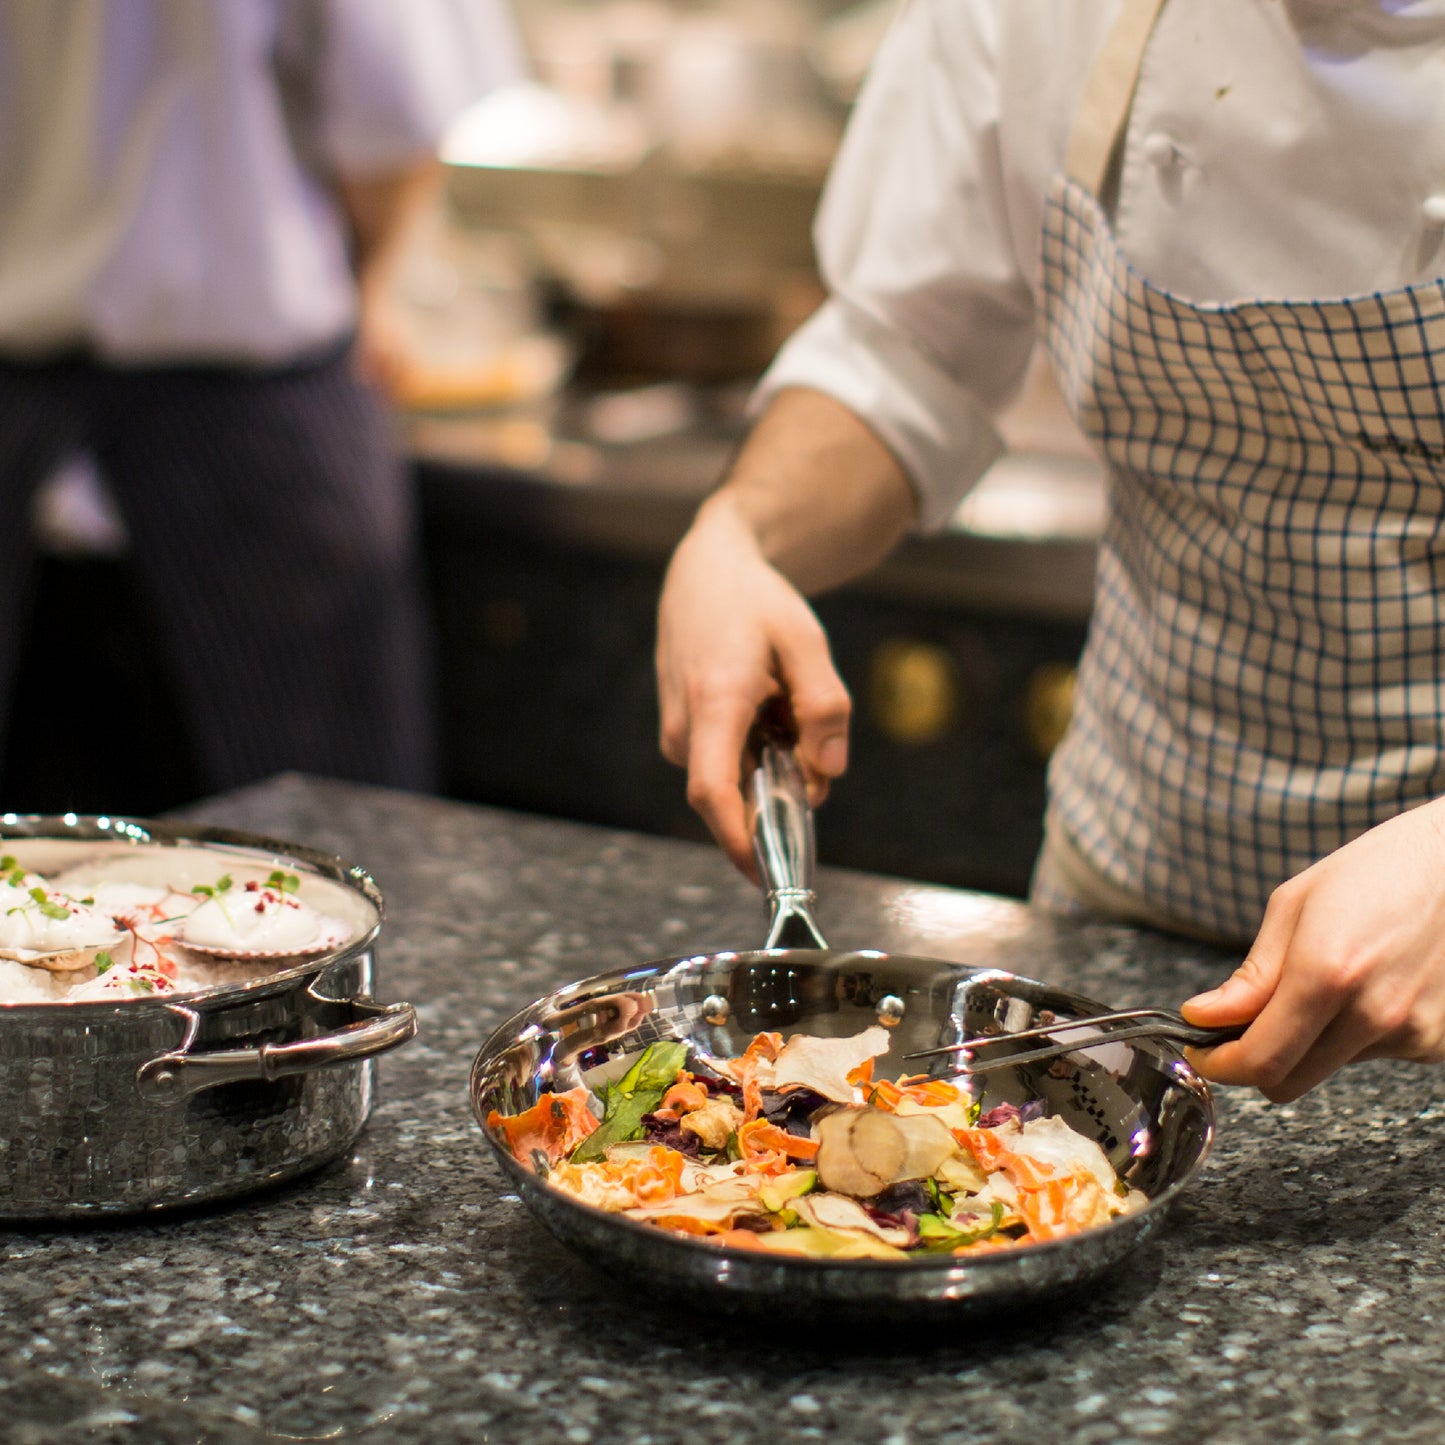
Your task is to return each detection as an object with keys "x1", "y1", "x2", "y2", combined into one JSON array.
[
  {"x1": 338, "y1": 162, "x2": 439, "y2": 400},
  {"x1": 353, "y1": 280, "x2": 412, "y2": 398},
  {"x1": 656, "y1": 493, "x2": 852, "y2": 879},
  {"x1": 656, "y1": 387, "x2": 916, "y2": 876},
  {"x1": 1180, "y1": 796, "x2": 1445, "y2": 1101}
]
